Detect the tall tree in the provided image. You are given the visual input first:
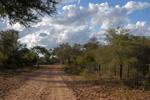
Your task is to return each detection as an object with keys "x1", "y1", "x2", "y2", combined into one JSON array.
[
  {"x1": 84, "y1": 36, "x2": 100, "y2": 50},
  {"x1": 72, "y1": 44, "x2": 82, "y2": 56},
  {"x1": 0, "y1": 29, "x2": 19, "y2": 68},
  {"x1": 31, "y1": 46, "x2": 47, "y2": 67},
  {"x1": 53, "y1": 43, "x2": 72, "y2": 65}
]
